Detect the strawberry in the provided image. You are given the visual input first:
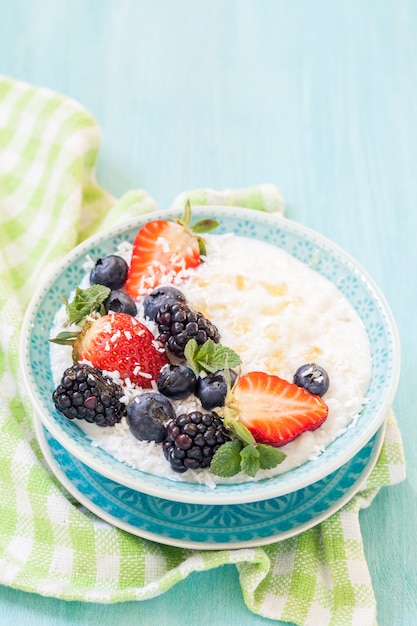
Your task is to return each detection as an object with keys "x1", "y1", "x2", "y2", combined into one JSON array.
[
  {"x1": 125, "y1": 203, "x2": 219, "y2": 298},
  {"x1": 227, "y1": 371, "x2": 328, "y2": 447},
  {"x1": 72, "y1": 313, "x2": 169, "y2": 388}
]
